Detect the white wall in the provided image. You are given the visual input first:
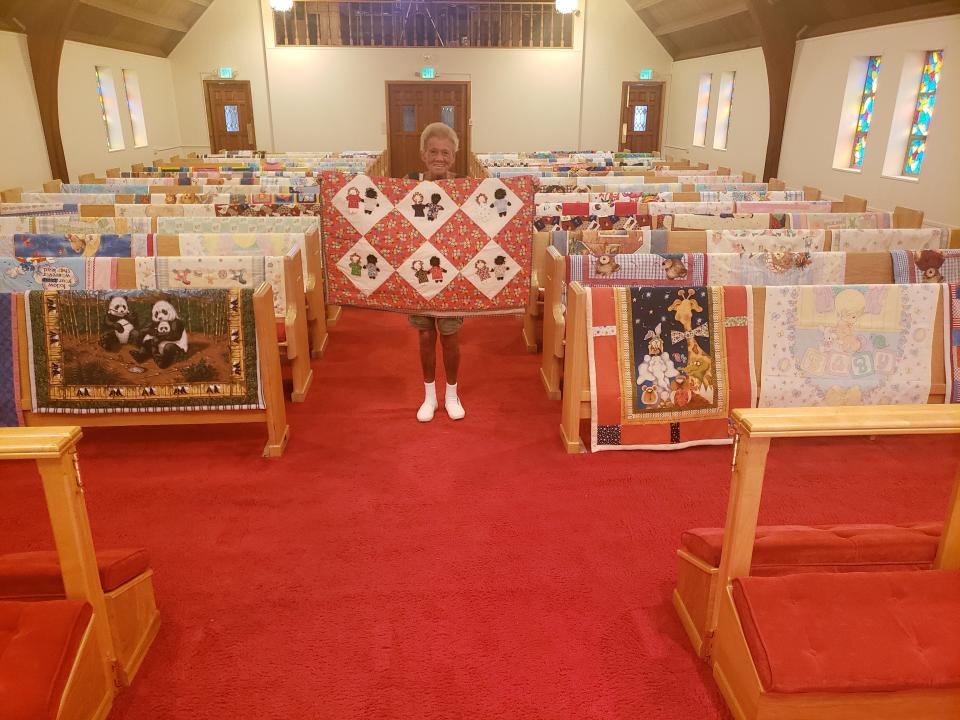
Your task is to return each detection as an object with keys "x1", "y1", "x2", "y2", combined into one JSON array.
[
  {"x1": 780, "y1": 16, "x2": 960, "y2": 226},
  {"x1": 663, "y1": 47, "x2": 769, "y2": 177},
  {"x1": 166, "y1": 0, "x2": 672, "y2": 153},
  {"x1": 579, "y1": 0, "x2": 673, "y2": 150},
  {"x1": 59, "y1": 41, "x2": 183, "y2": 180},
  {"x1": 168, "y1": 0, "x2": 272, "y2": 153},
  {"x1": 0, "y1": 31, "x2": 51, "y2": 190}
]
